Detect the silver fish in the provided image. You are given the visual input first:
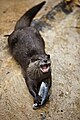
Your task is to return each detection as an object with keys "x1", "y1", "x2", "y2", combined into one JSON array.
[
  {"x1": 33, "y1": 82, "x2": 49, "y2": 109},
  {"x1": 38, "y1": 82, "x2": 48, "y2": 105}
]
